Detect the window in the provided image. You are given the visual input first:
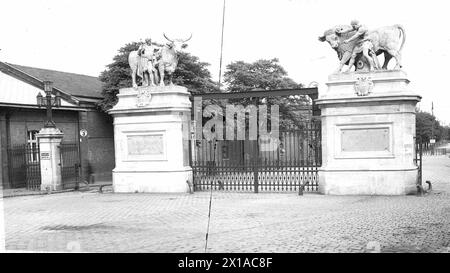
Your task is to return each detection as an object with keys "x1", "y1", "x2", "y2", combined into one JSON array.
[{"x1": 27, "y1": 130, "x2": 39, "y2": 163}]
